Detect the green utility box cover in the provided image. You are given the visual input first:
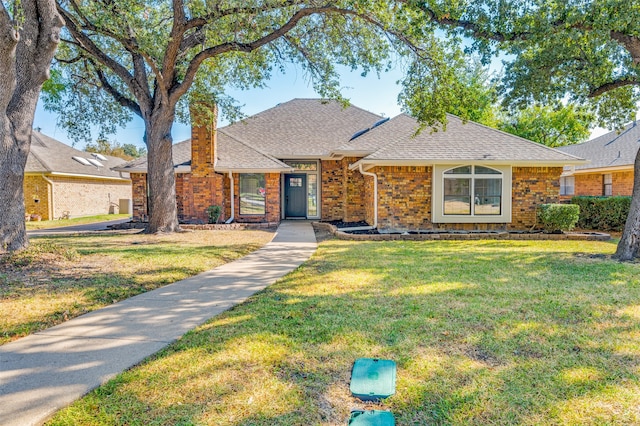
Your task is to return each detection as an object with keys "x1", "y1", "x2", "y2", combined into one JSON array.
[
  {"x1": 350, "y1": 358, "x2": 396, "y2": 401},
  {"x1": 348, "y1": 410, "x2": 395, "y2": 425}
]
